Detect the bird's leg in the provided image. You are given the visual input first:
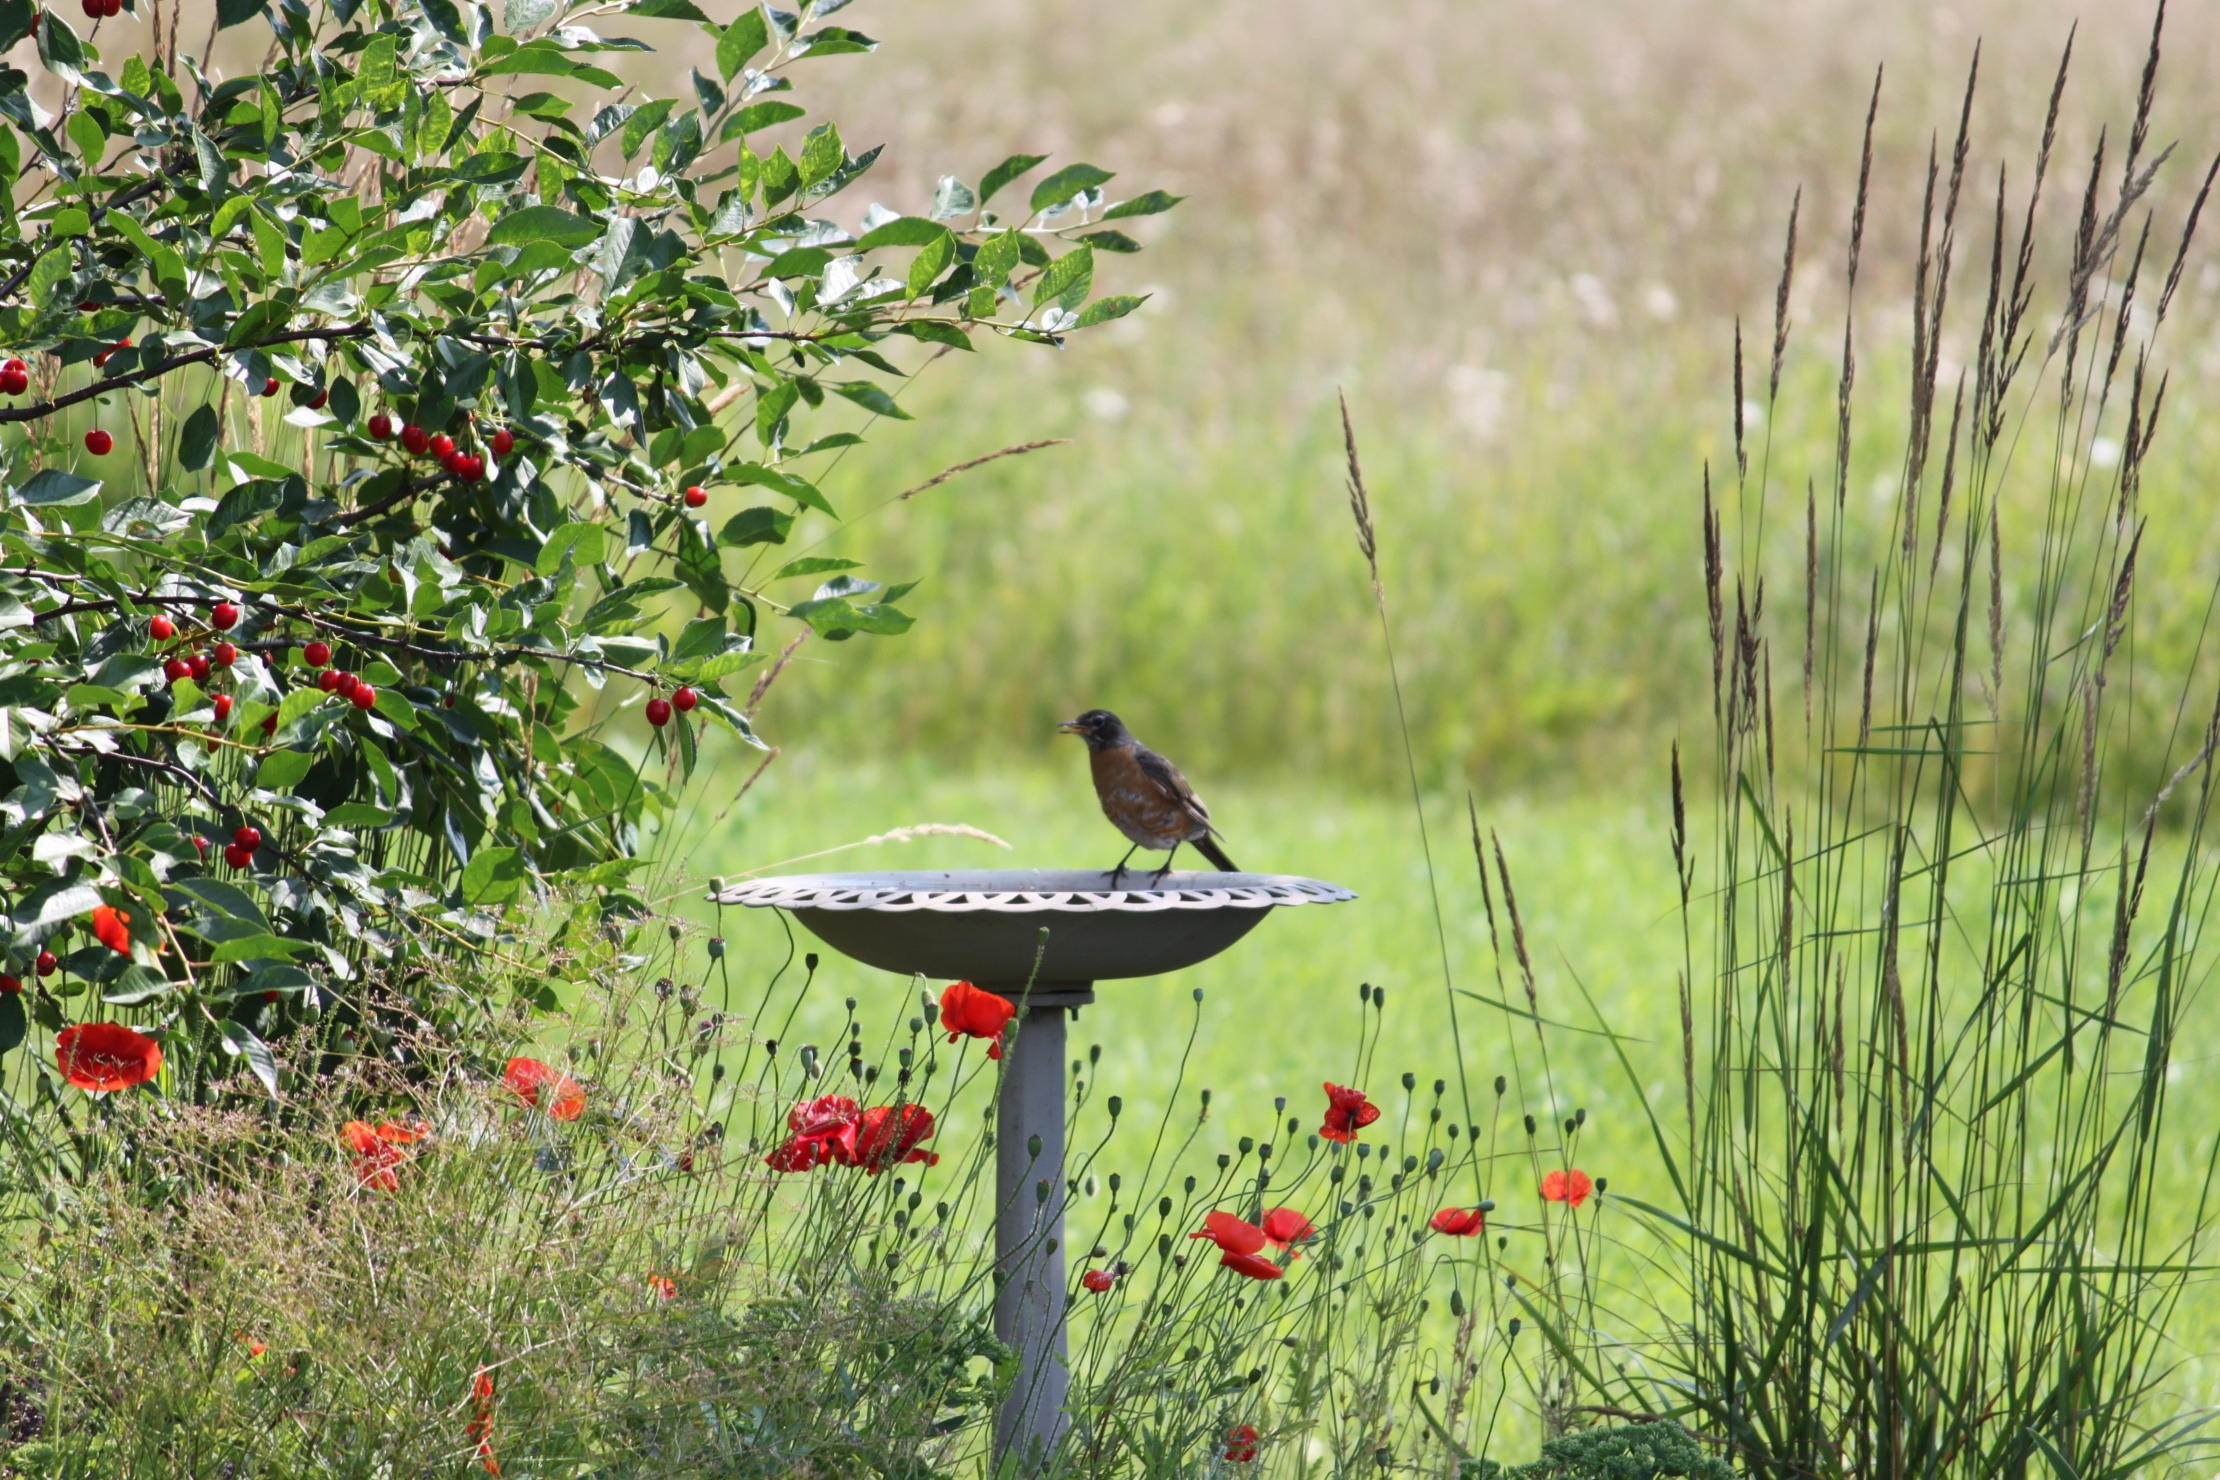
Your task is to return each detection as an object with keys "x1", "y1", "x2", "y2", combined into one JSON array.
[
  {"x1": 1107, "y1": 841, "x2": 1140, "y2": 887},
  {"x1": 1150, "y1": 840, "x2": 1183, "y2": 884}
]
